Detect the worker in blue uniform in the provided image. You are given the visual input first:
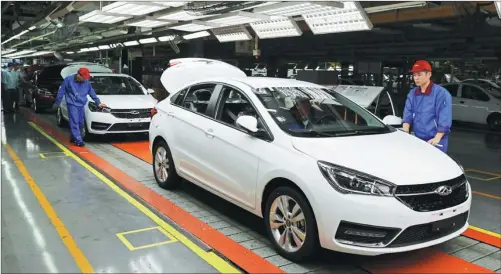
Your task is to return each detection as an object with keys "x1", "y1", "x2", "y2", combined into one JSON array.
[
  {"x1": 402, "y1": 60, "x2": 452, "y2": 153},
  {"x1": 54, "y1": 67, "x2": 106, "y2": 146}
]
